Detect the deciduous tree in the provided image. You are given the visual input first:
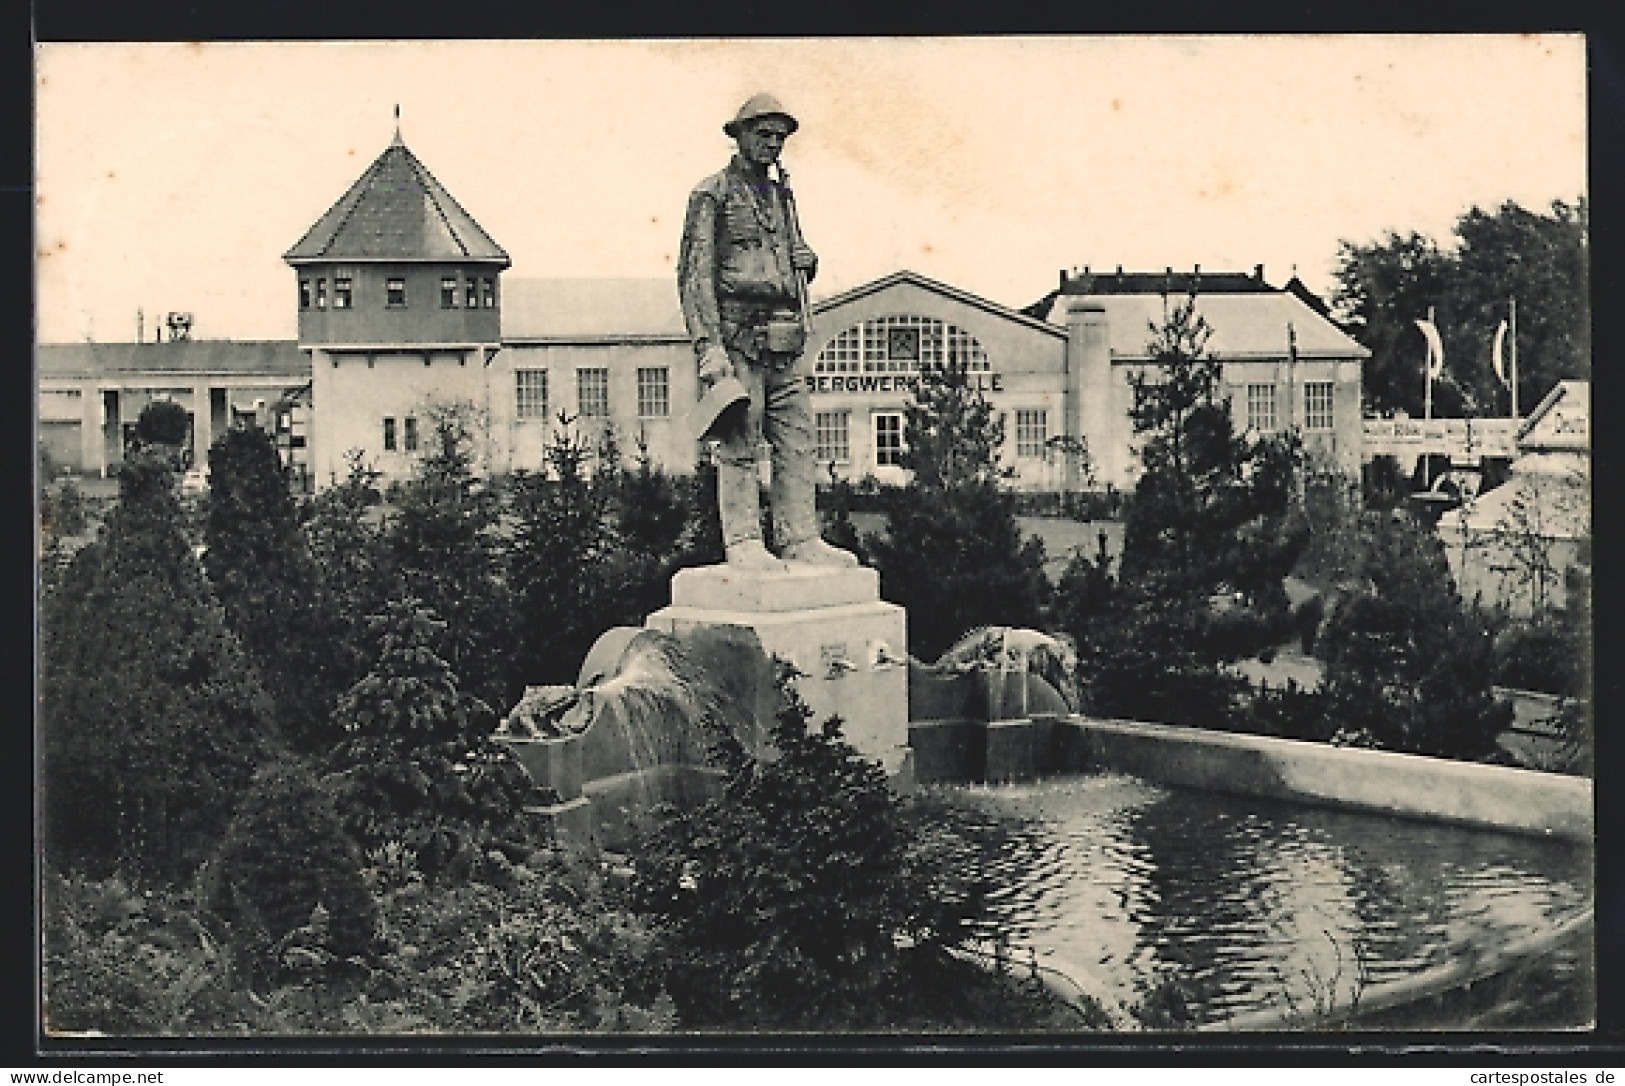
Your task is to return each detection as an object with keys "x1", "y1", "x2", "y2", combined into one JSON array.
[{"x1": 1332, "y1": 199, "x2": 1588, "y2": 417}]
